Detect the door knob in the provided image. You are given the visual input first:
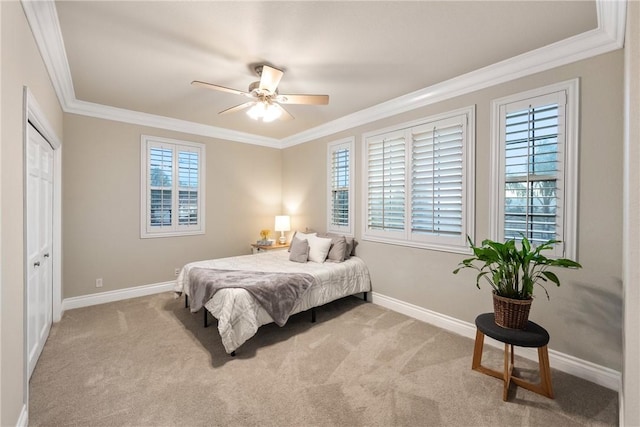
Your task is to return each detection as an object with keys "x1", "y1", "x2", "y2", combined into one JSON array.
[
  {"x1": 44, "y1": 253, "x2": 50, "y2": 258},
  {"x1": 34, "y1": 261, "x2": 40, "y2": 267}
]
